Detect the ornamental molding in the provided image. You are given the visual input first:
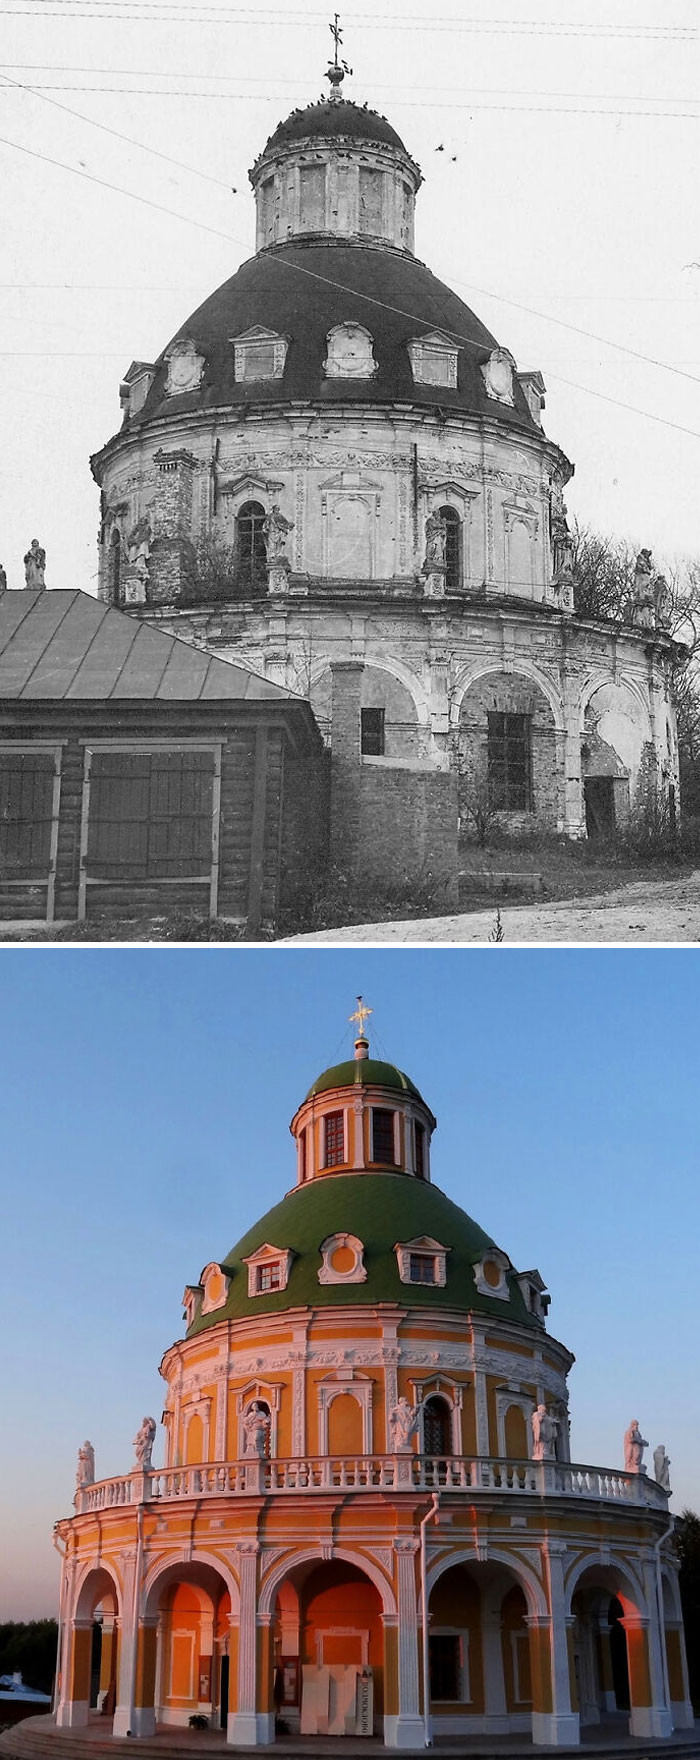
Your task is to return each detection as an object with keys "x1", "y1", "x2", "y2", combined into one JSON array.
[
  {"x1": 363, "y1": 1546, "x2": 395, "y2": 1577},
  {"x1": 164, "y1": 336, "x2": 205, "y2": 398},
  {"x1": 217, "y1": 471, "x2": 284, "y2": 500}
]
